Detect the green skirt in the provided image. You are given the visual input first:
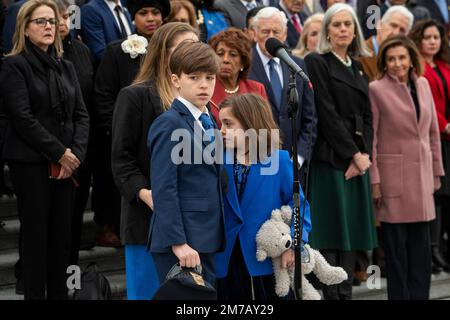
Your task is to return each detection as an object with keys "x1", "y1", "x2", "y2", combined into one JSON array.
[{"x1": 307, "y1": 161, "x2": 378, "y2": 251}]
